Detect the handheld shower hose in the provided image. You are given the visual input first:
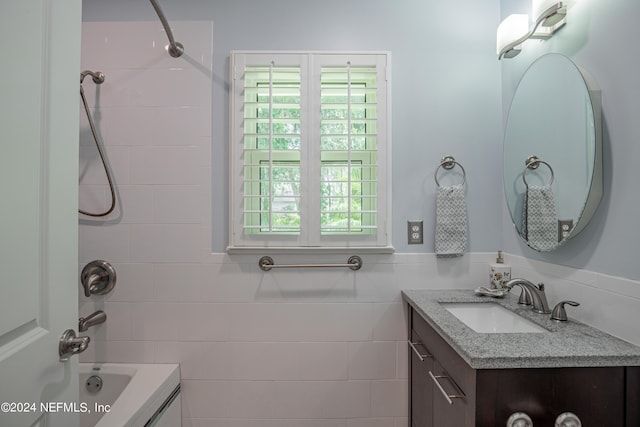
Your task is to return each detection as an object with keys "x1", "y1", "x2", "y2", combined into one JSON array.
[{"x1": 79, "y1": 70, "x2": 116, "y2": 217}]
